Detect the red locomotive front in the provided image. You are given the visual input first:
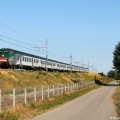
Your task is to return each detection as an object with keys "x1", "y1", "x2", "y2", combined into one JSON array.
[{"x1": 0, "y1": 55, "x2": 9, "y2": 68}]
